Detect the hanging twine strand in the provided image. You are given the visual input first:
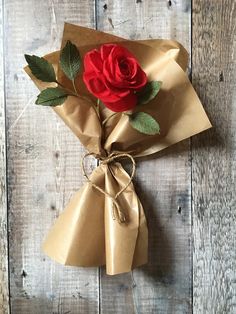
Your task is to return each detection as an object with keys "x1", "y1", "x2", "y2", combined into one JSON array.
[{"x1": 81, "y1": 152, "x2": 136, "y2": 224}]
